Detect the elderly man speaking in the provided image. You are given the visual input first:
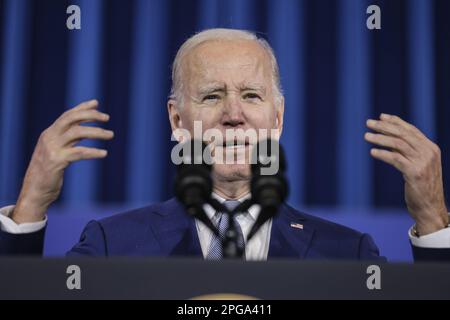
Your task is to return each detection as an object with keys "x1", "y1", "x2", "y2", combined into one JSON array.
[{"x1": 0, "y1": 29, "x2": 449, "y2": 261}]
